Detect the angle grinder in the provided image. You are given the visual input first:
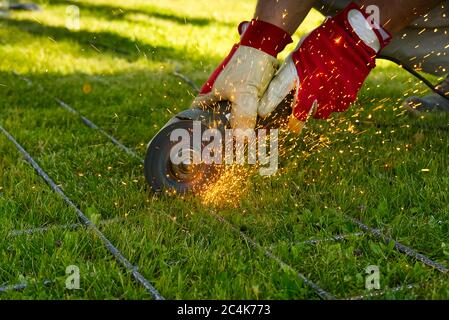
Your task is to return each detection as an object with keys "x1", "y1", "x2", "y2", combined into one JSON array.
[{"x1": 144, "y1": 94, "x2": 294, "y2": 194}]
